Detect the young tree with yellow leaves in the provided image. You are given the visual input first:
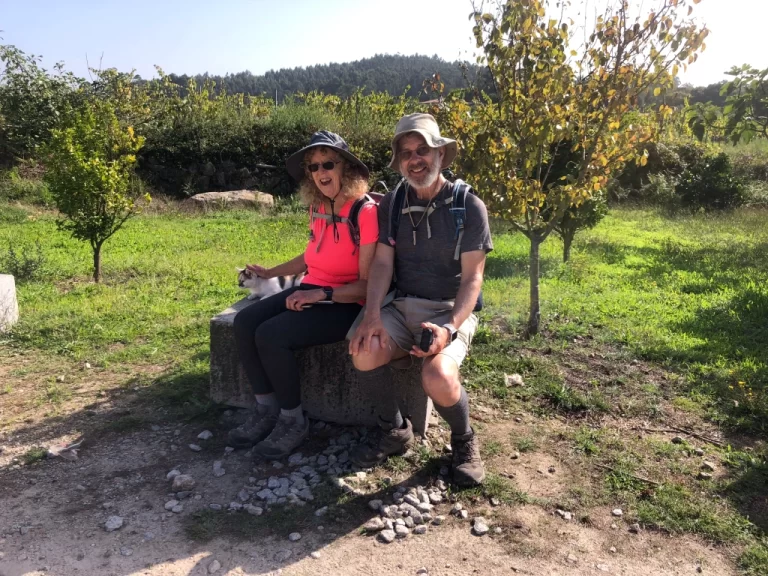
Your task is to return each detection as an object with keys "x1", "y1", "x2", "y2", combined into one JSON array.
[{"x1": 437, "y1": 0, "x2": 708, "y2": 335}]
